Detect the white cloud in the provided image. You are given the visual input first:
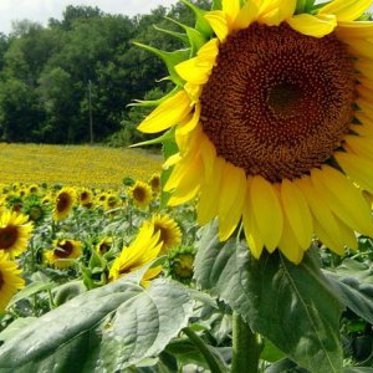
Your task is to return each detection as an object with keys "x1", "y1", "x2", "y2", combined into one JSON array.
[{"x1": 0, "y1": 0, "x2": 178, "y2": 35}]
